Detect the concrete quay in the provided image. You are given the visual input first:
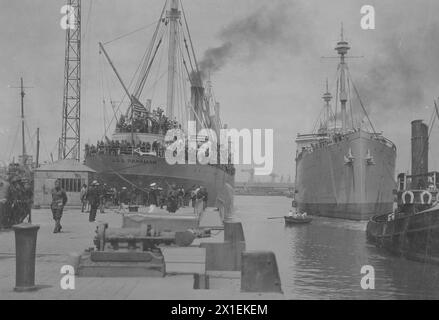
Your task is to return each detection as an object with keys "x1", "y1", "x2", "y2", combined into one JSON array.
[{"x1": 0, "y1": 206, "x2": 284, "y2": 300}]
